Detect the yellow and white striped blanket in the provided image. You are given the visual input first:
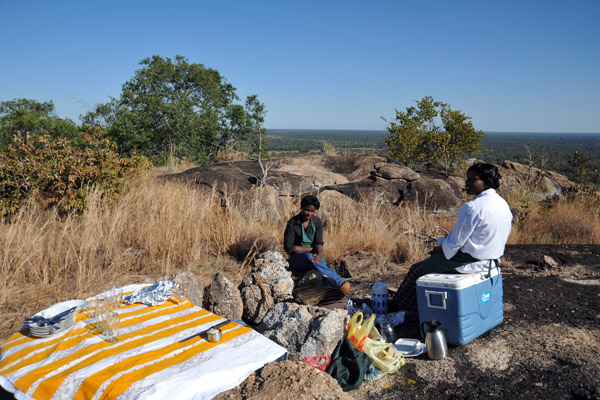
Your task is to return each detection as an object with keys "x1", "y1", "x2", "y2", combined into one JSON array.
[{"x1": 0, "y1": 285, "x2": 287, "y2": 400}]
